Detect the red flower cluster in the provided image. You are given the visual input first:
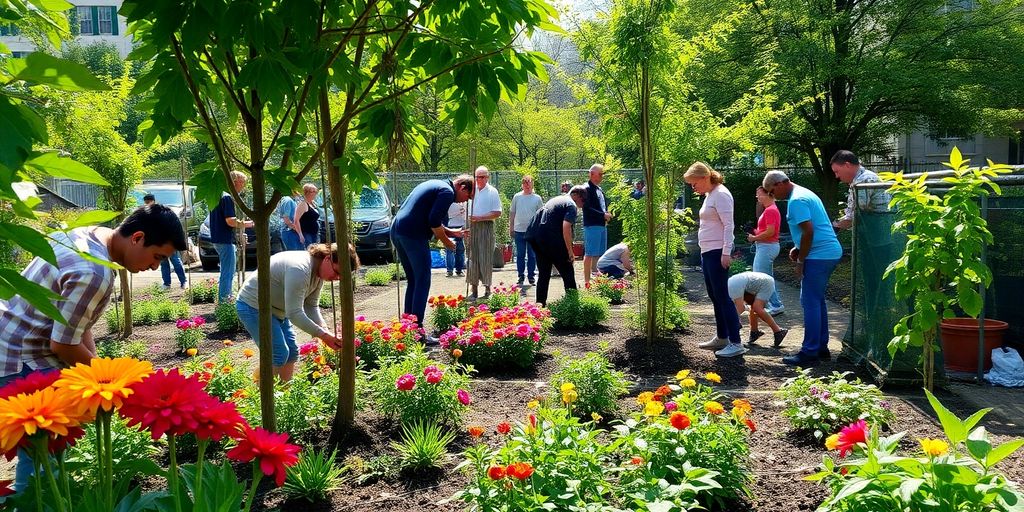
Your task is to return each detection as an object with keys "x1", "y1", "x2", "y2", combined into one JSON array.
[
  {"x1": 669, "y1": 412, "x2": 691, "y2": 430},
  {"x1": 488, "y1": 462, "x2": 535, "y2": 480}
]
